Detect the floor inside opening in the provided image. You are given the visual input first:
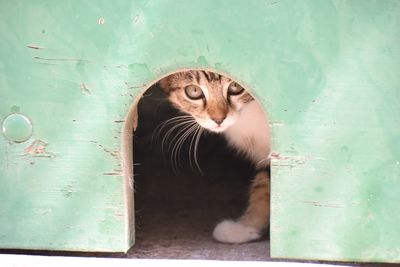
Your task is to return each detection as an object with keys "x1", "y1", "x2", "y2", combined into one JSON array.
[
  {"x1": 130, "y1": 152, "x2": 269, "y2": 261},
  {"x1": 131, "y1": 198, "x2": 270, "y2": 260}
]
